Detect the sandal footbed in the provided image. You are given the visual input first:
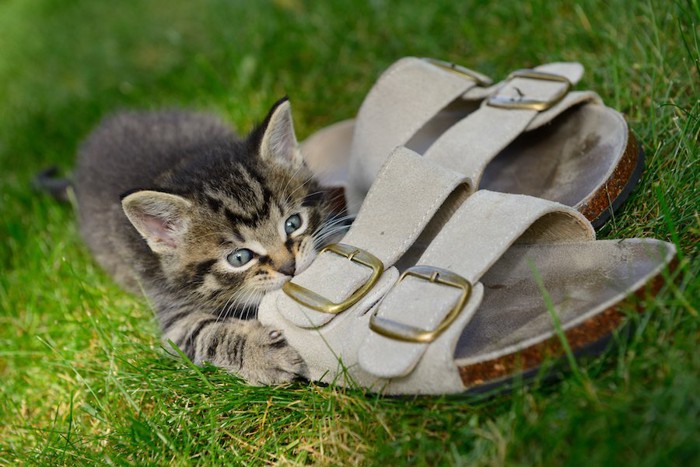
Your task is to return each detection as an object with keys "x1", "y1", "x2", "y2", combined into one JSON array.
[
  {"x1": 453, "y1": 240, "x2": 673, "y2": 388},
  {"x1": 480, "y1": 104, "x2": 640, "y2": 223}
]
